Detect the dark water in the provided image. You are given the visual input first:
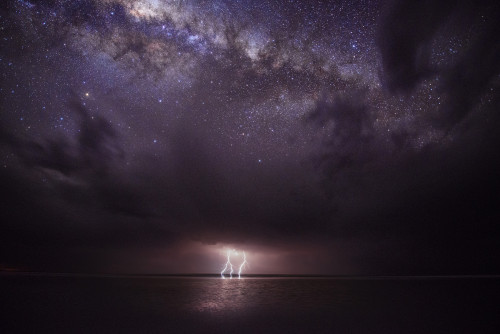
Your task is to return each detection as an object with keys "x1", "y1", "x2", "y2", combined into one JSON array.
[{"x1": 1, "y1": 274, "x2": 499, "y2": 333}]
